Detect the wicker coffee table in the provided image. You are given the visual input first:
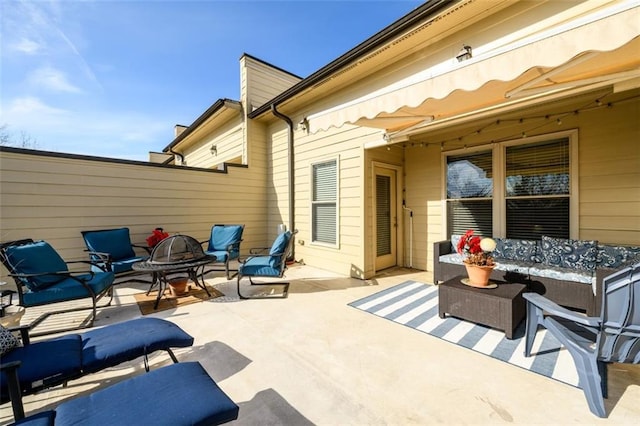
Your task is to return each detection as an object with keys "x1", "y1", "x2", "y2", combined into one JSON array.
[{"x1": 438, "y1": 276, "x2": 527, "y2": 339}]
